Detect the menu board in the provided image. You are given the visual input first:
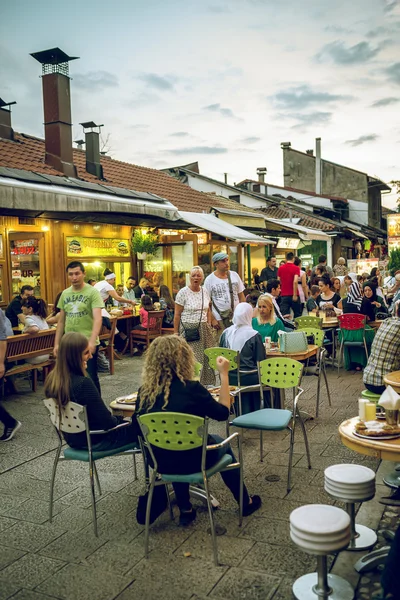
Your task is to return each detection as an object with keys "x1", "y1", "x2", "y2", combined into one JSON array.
[{"x1": 66, "y1": 237, "x2": 130, "y2": 258}]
